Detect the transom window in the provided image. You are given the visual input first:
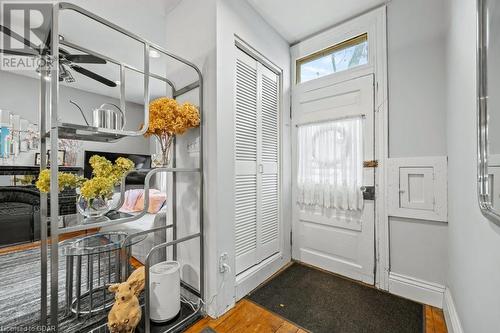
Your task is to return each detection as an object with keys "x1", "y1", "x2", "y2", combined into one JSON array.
[{"x1": 297, "y1": 33, "x2": 368, "y2": 83}]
